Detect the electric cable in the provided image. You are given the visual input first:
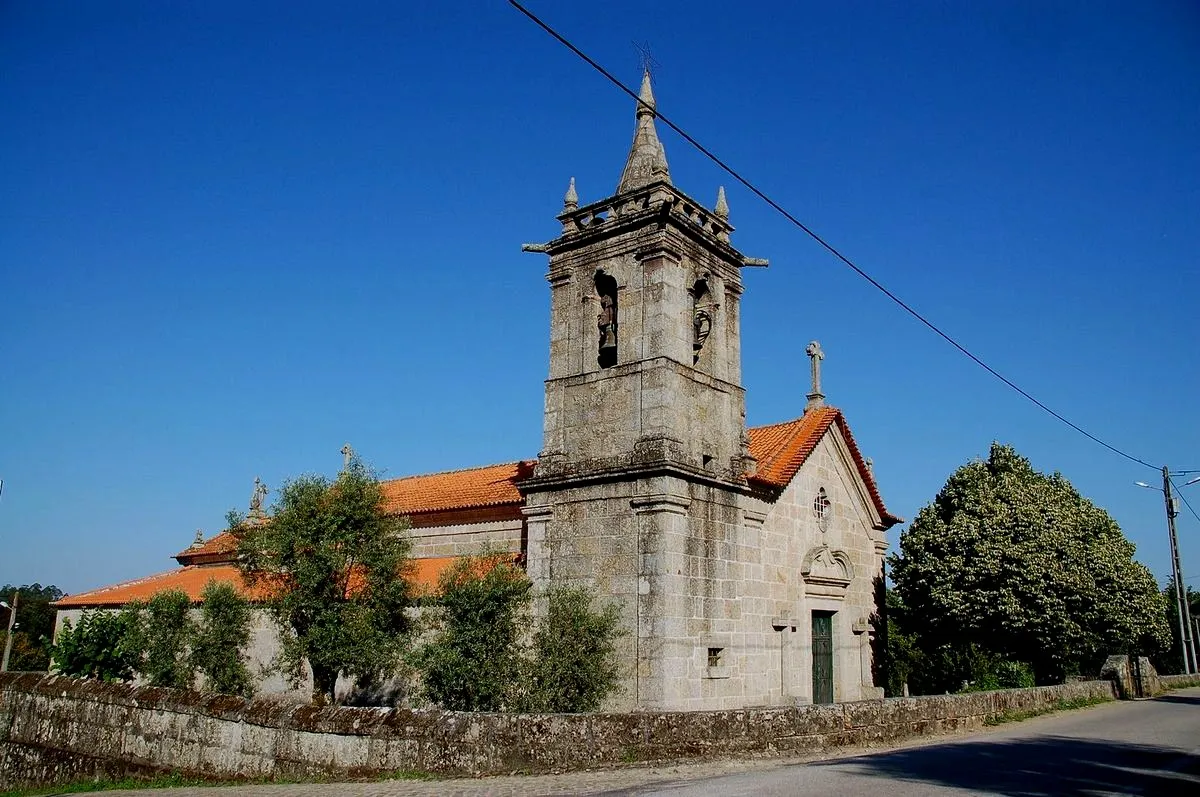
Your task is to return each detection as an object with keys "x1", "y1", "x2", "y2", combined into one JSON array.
[
  {"x1": 509, "y1": 0, "x2": 1166, "y2": 472},
  {"x1": 1171, "y1": 478, "x2": 1200, "y2": 527}
]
